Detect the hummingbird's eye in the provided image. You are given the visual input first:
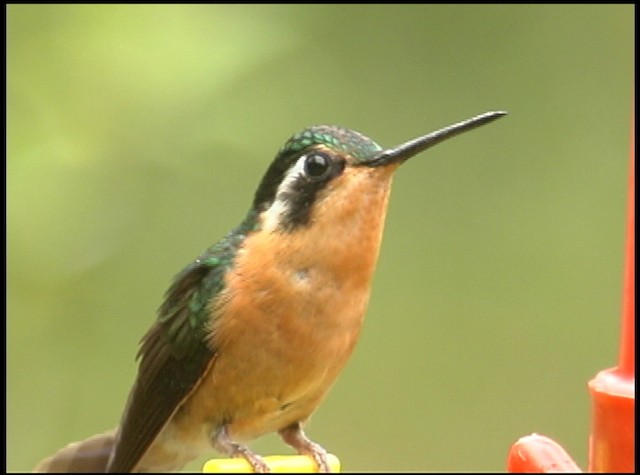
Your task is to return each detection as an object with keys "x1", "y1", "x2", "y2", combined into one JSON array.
[{"x1": 303, "y1": 152, "x2": 332, "y2": 179}]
